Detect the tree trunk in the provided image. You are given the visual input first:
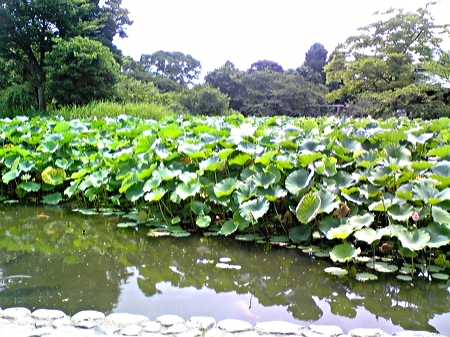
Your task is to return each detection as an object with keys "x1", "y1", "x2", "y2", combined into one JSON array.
[{"x1": 37, "y1": 83, "x2": 46, "y2": 111}]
